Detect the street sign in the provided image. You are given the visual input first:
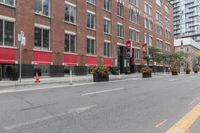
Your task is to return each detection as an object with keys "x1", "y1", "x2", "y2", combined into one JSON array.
[
  {"x1": 21, "y1": 37, "x2": 26, "y2": 46},
  {"x1": 18, "y1": 31, "x2": 26, "y2": 46}
]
